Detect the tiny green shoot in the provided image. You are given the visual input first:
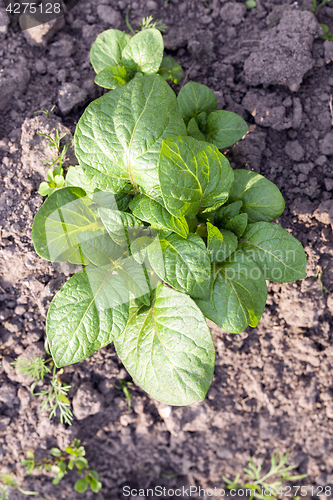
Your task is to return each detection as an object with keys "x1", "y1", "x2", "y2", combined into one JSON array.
[
  {"x1": 0, "y1": 474, "x2": 38, "y2": 497},
  {"x1": 116, "y1": 379, "x2": 133, "y2": 410},
  {"x1": 223, "y1": 452, "x2": 307, "y2": 500},
  {"x1": 36, "y1": 129, "x2": 69, "y2": 197},
  {"x1": 34, "y1": 105, "x2": 56, "y2": 118},
  {"x1": 12, "y1": 357, "x2": 73, "y2": 425},
  {"x1": 22, "y1": 439, "x2": 102, "y2": 494}
]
